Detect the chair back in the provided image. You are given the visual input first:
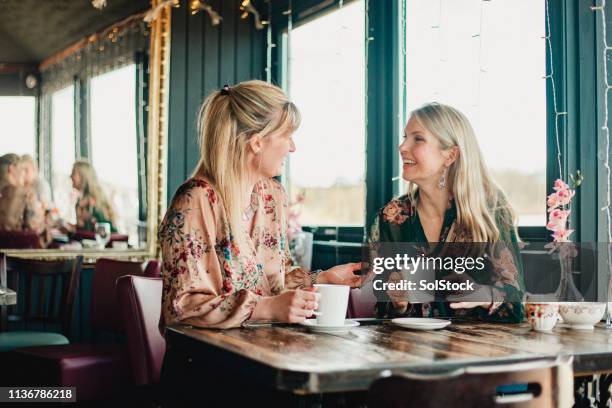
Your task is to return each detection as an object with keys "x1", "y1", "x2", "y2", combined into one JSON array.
[
  {"x1": 367, "y1": 356, "x2": 574, "y2": 408},
  {"x1": 143, "y1": 259, "x2": 161, "y2": 278},
  {"x1": 0, "y1": 230, "x2": 43, "y2": 249},
  {"x1": 116, "y1": 275, "x2": 165, "y2": 385},
  {"x1": 0, "y1": 253, "x2": 83, "y2": 335},
  {"x1": 90, "y1": 258, "x2": 146, "y2": 333}
]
